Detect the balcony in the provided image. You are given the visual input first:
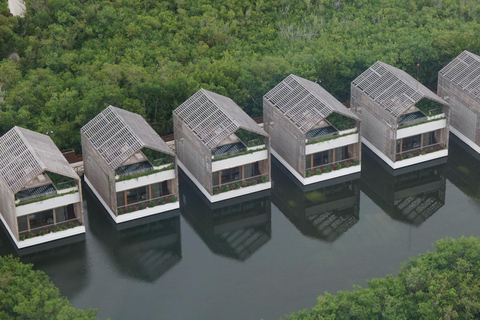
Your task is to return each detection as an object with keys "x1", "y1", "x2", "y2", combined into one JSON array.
[
  {"x1": 213, "y1": 174, "x2": 269, "y2": 195},
  {"x1": 306, "y1": 125, "x2": 338, "y2": 143},
  {"x1": 397, "y1": 108, "x2": 445, "y2": 129}
]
